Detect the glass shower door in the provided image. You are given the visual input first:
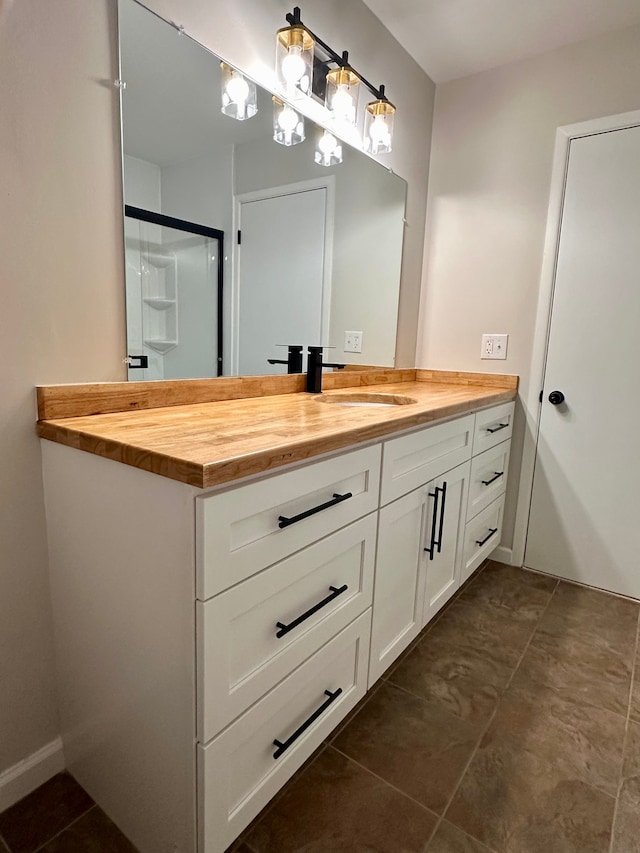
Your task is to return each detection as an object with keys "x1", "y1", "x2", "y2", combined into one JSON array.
[{"x1": 124, "y1": 207, "x2": 224, "y2": 380}]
